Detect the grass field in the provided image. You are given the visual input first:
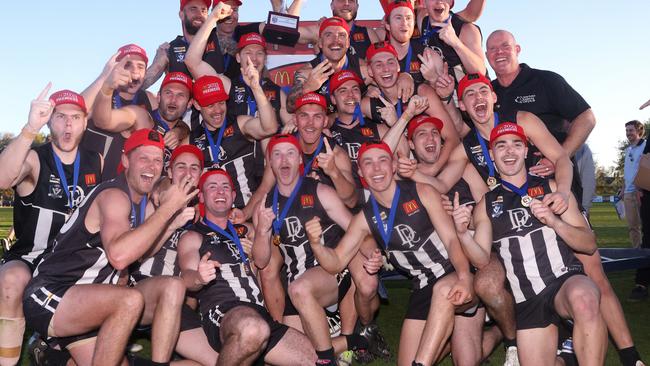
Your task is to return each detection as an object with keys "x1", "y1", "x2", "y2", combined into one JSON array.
[{"x1": 1, "y1": 204, "x2": 648, "y2": 365}]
